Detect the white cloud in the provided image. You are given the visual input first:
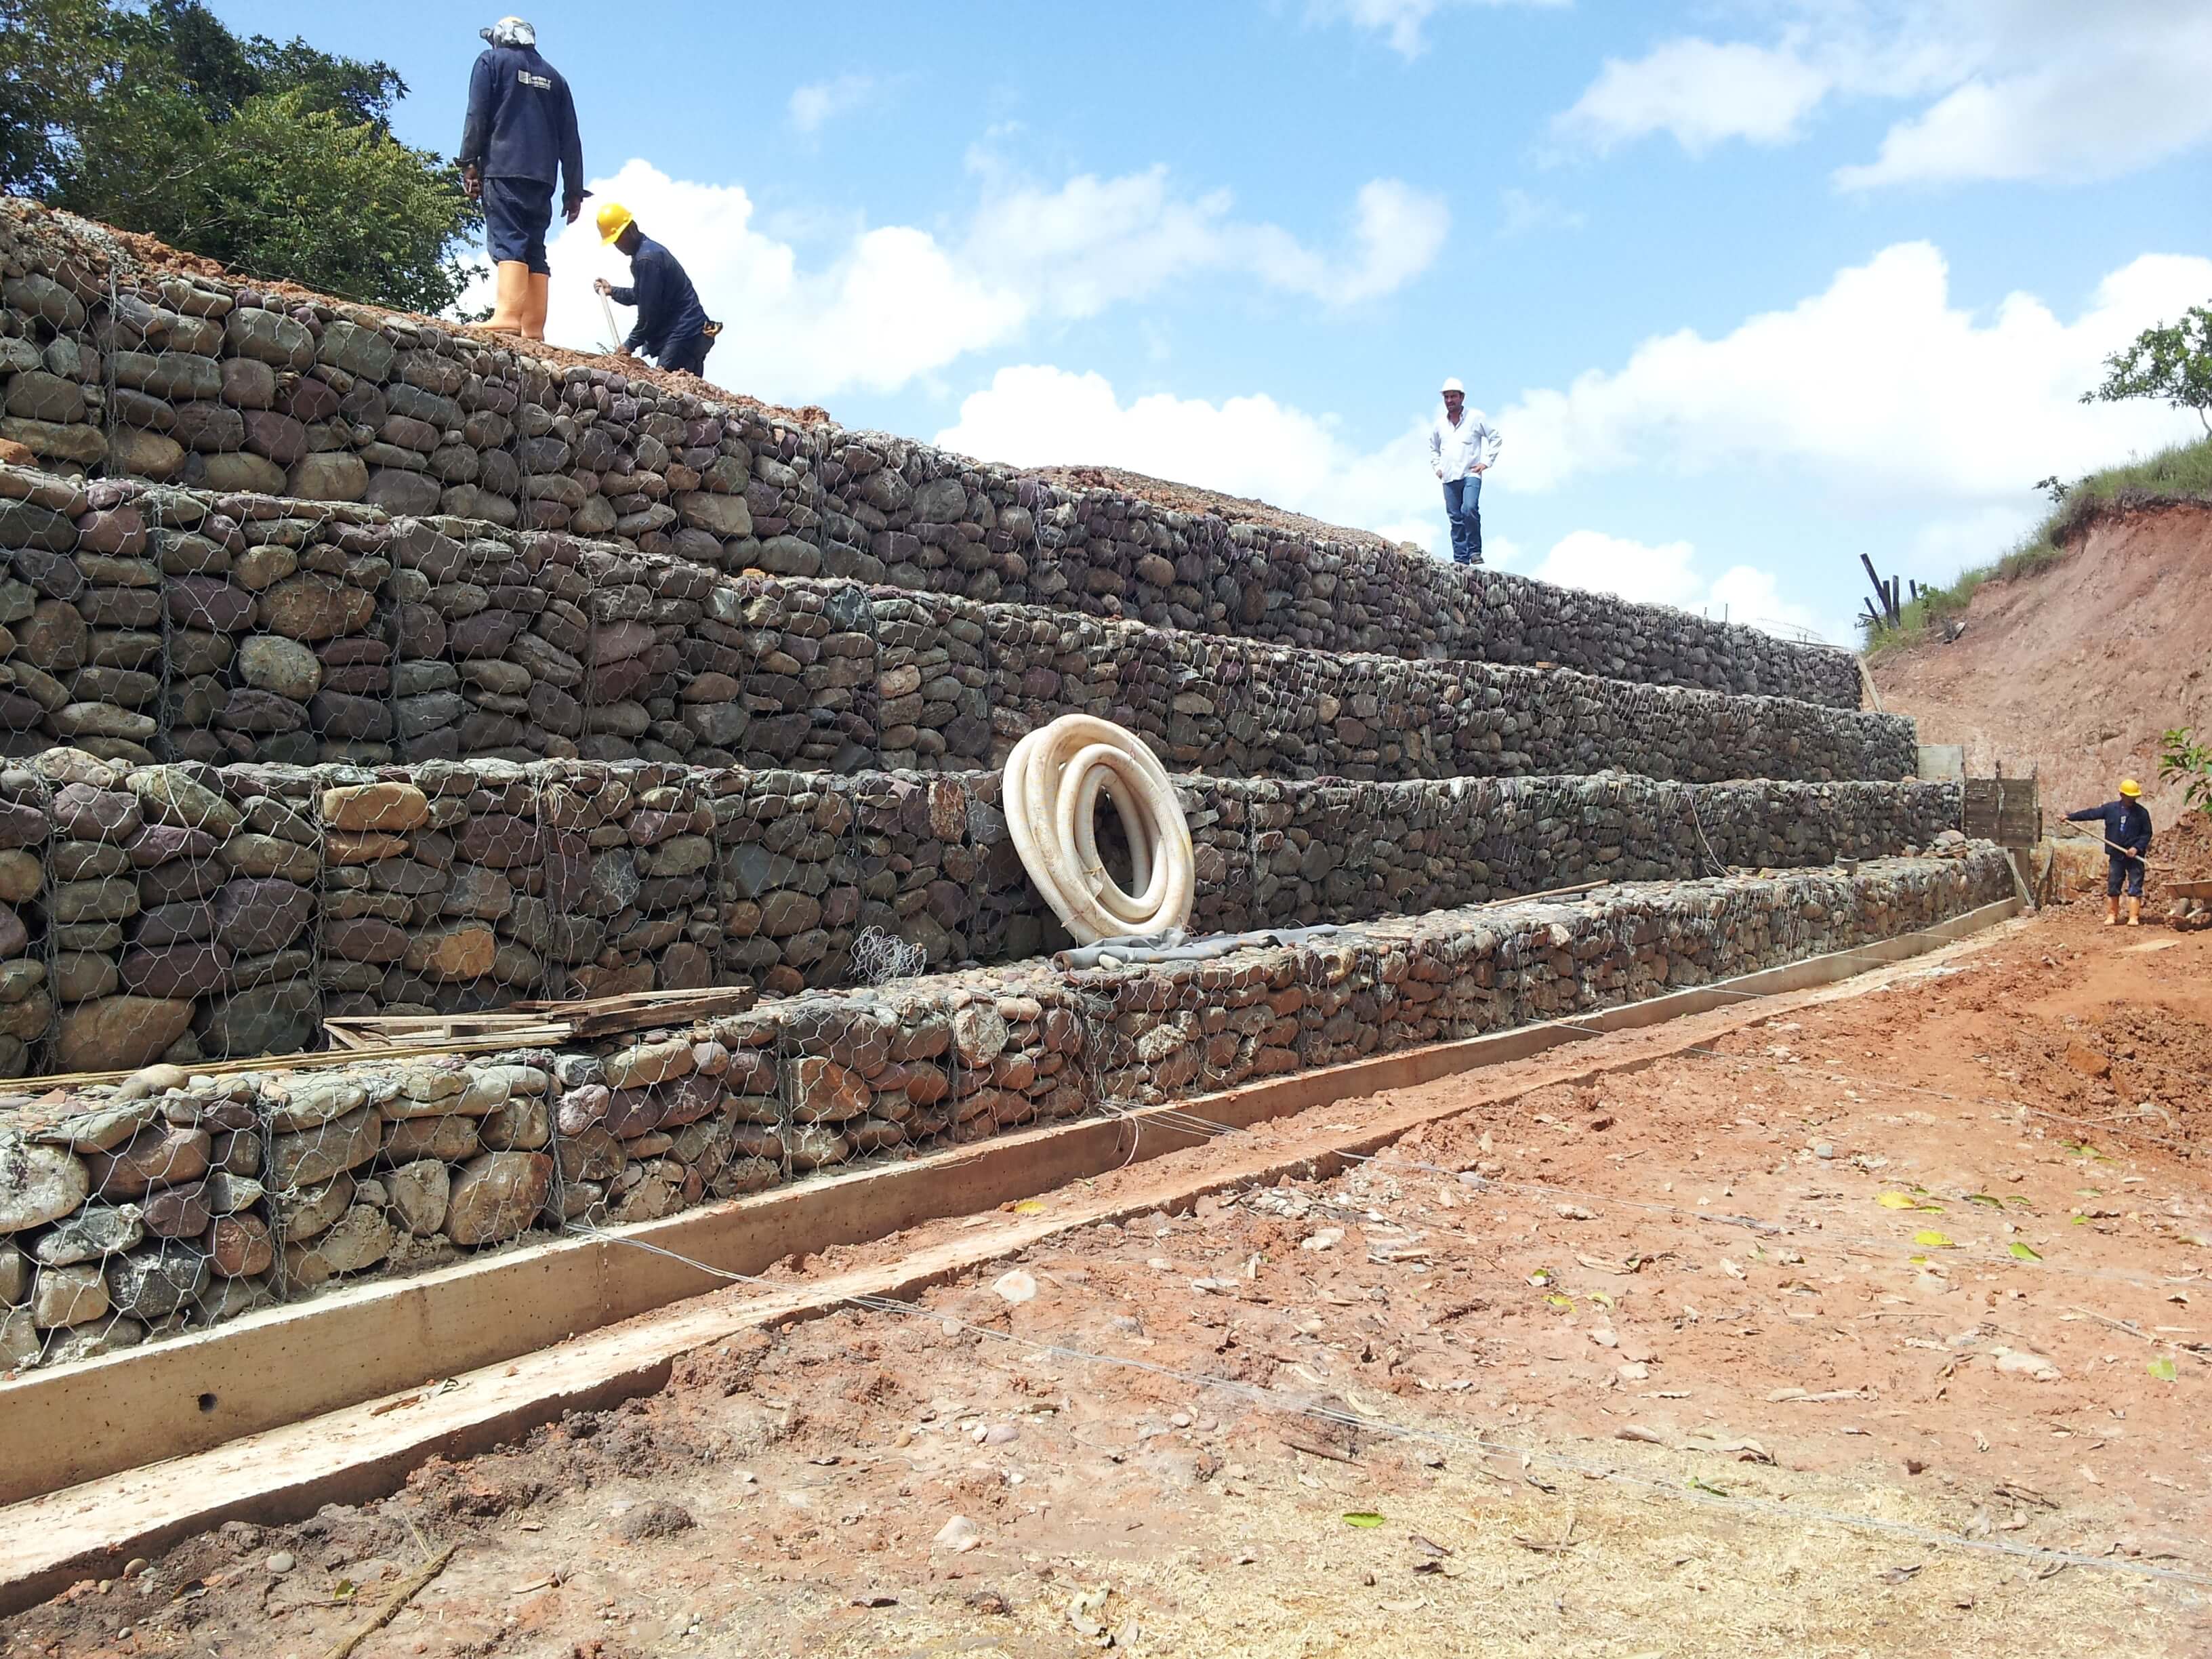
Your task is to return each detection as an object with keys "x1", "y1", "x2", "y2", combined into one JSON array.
[
  {"x1": 962, "y1": 167, "x2": 1448, "y2": 312},
  {"x1": 934, "y1": 364, "x2": 1444, "y2": 547},
  {"x1": 1551, "y1": 2, "x2": 2212, "y2": 188},
  {"x1": 1307, "y1": 0, "x2": 1567, "y2": 59},
  {"x1": 1556, "y1": 39, "x2": 1830, "y2": 154},
  {"x1": 511, "y1": 157, "x2": 1446, "y2": 403},
  {"x1": 1500, "y1": 241, "x2": 2212, "y2": 500},
  {"x1": 787, "y1": 73, "x2": 880, "y2": 136},
  {"x1": 1528, "y1": 532, "x2": 1845, "y2": 647}
]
